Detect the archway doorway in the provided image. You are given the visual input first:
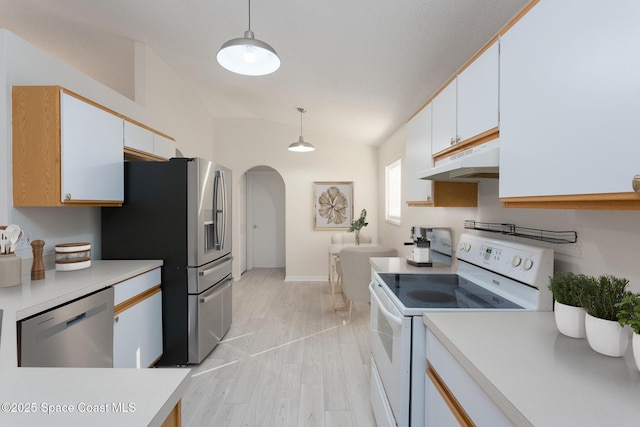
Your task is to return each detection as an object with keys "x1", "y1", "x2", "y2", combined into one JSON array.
[{"x1": 244, "y1": 166, "x2": 285, "y2": 273}]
